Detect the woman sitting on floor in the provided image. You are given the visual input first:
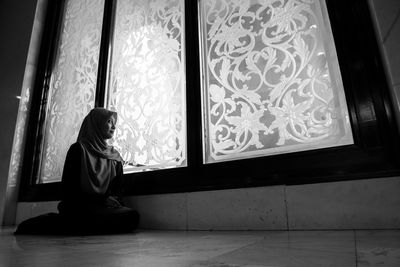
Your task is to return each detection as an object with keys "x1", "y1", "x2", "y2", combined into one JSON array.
[{"x1": 15, "y1": 108, "x2": 139, "y2": 235}]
